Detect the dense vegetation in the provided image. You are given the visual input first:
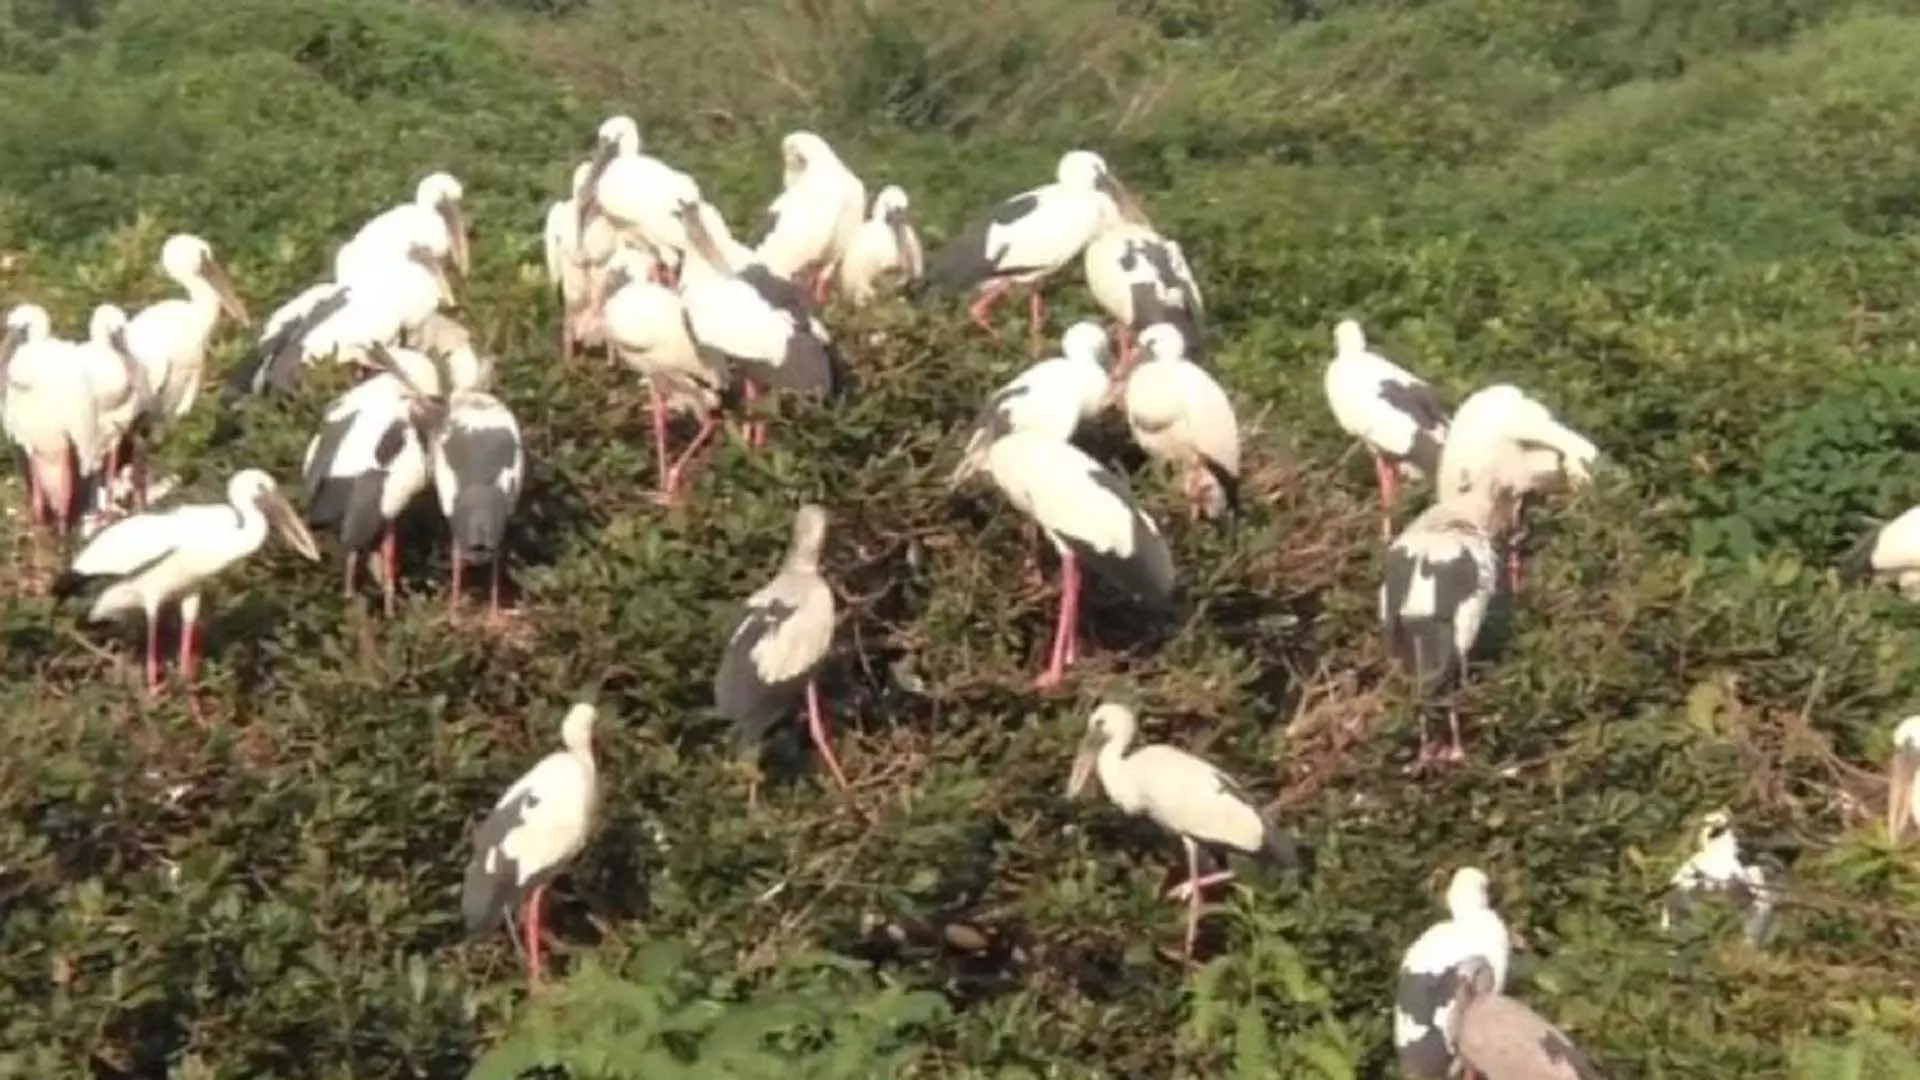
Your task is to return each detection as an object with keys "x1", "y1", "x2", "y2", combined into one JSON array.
[{"x1": 5, "y1": 0, "x2": 1920, "y2": 1075}]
